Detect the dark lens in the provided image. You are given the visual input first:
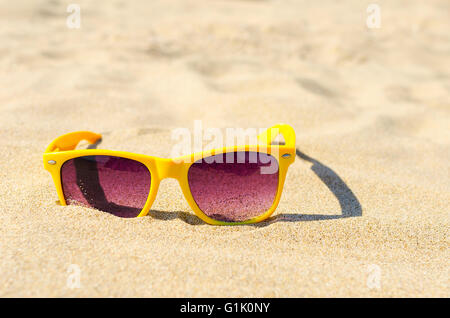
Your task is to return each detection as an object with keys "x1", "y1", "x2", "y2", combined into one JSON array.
[
  {"x1": 61, "y1": 156, "x2": 151, "y2": 218},
  {"x1": 187, "y1": 152, "x2": 279, "y2": 222}
]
